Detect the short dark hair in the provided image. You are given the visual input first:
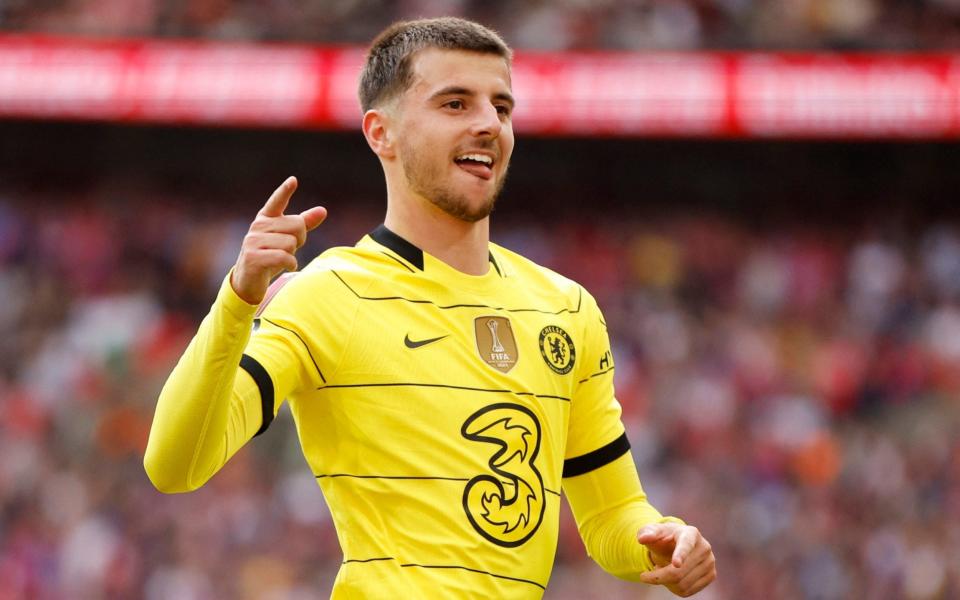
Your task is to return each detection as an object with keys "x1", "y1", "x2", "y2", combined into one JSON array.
[{"x1": 358, "y1": 17, "x2": 512, "y2": 112}]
